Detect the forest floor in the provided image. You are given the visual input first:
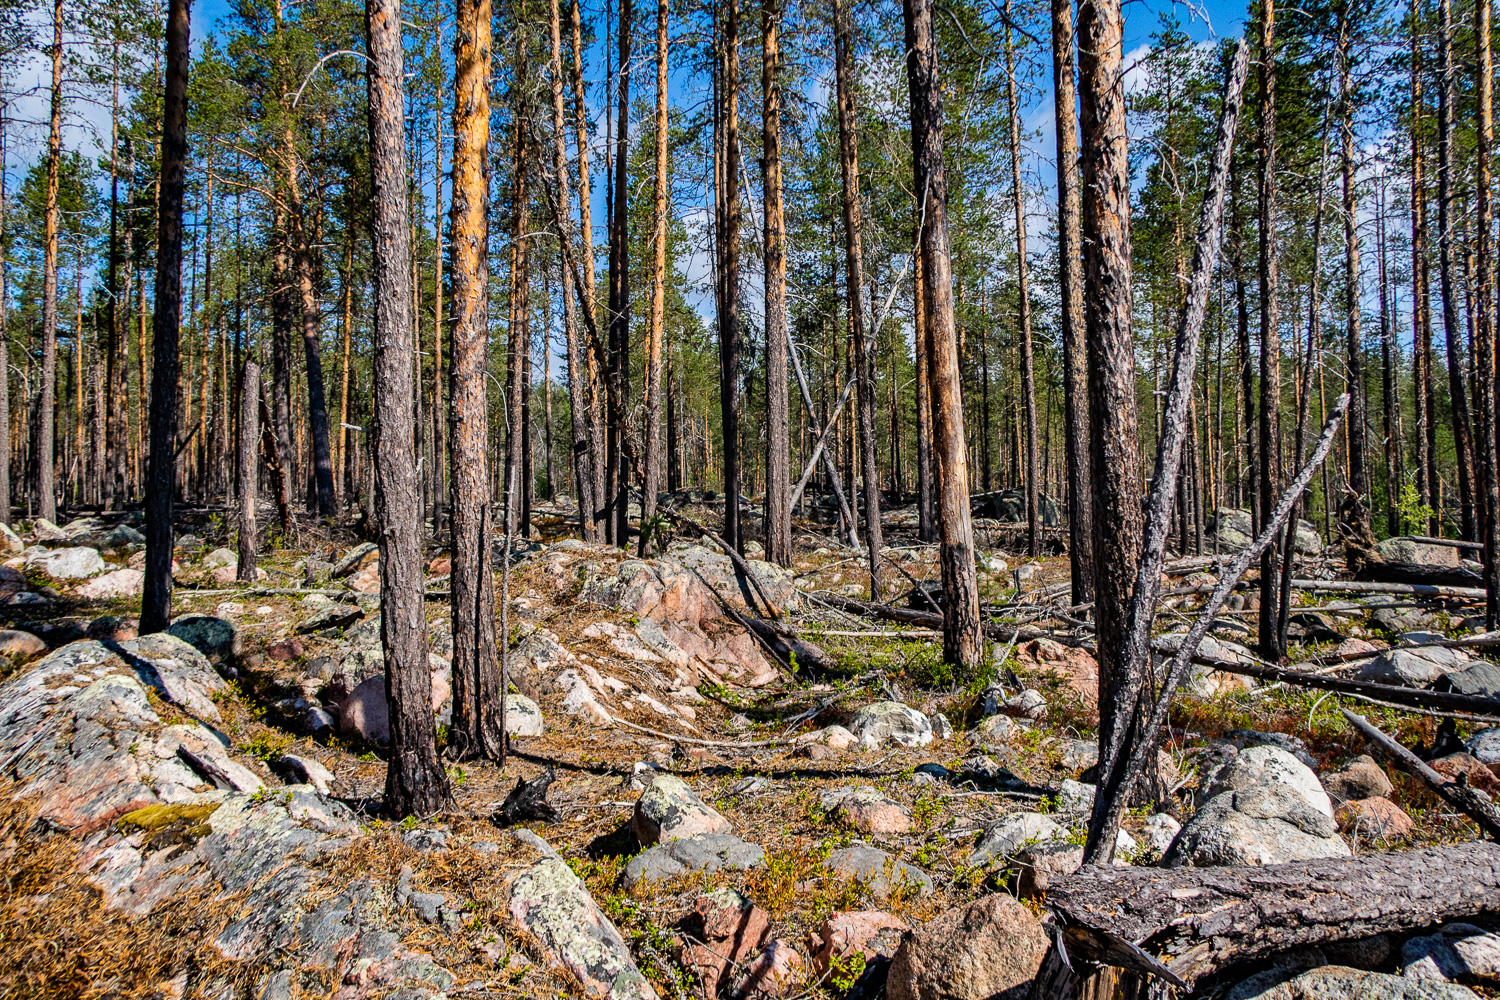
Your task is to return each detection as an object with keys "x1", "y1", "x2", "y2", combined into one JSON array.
[{"x1": 0, "y1": 501, "x2": 1492, "y2": 999}]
